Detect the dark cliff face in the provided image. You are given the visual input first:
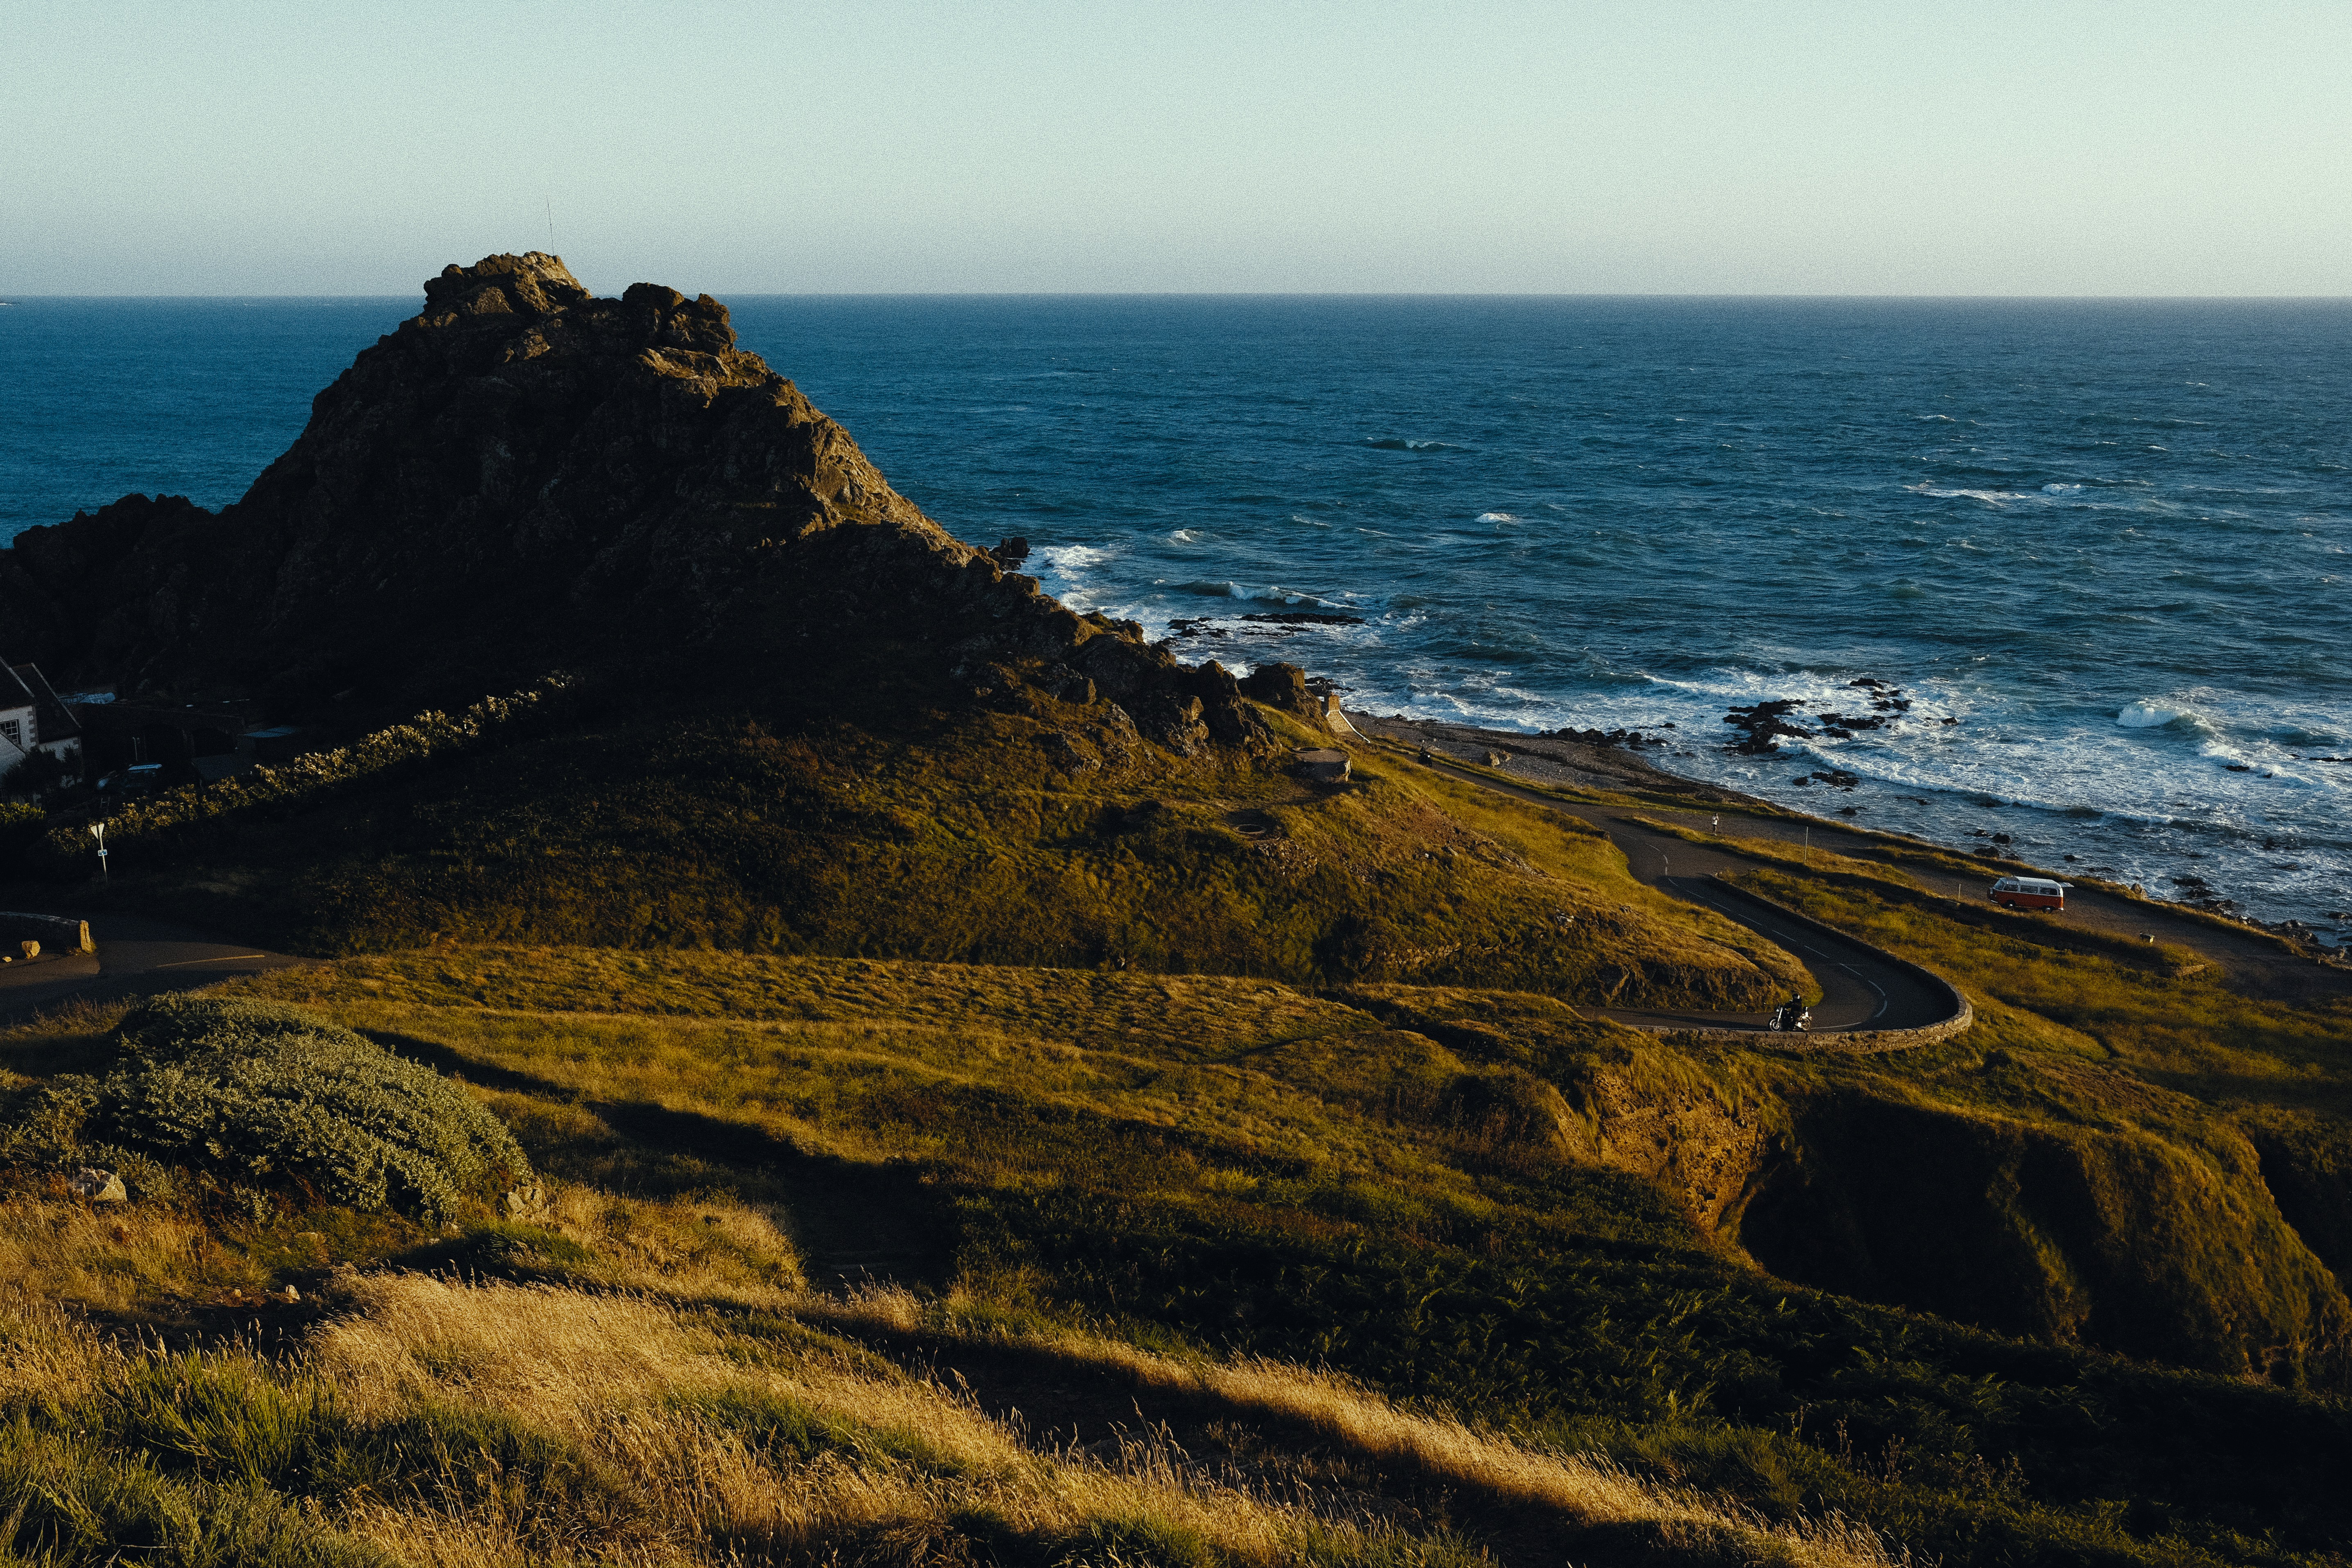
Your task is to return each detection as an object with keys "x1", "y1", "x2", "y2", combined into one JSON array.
[{"x1": 0, "y1": 252, "x2": 1274, "y2": 753}]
